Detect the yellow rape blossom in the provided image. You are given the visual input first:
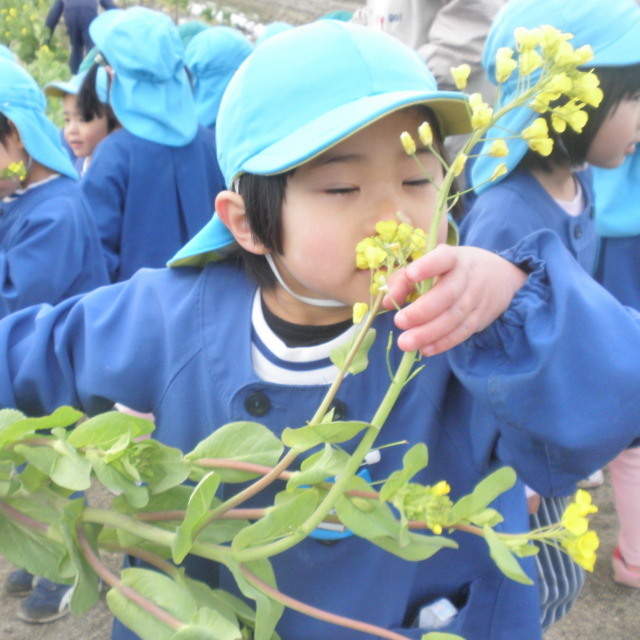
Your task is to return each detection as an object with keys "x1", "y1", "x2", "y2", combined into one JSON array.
[
  {"x1": 371, "y1": 272, "x2": 387, "y2": 295},
  {"x1": 522, "y1": 118, "x2": 553, "y2": 156},
  {"x1": 519, "y1": 49, "x2": 543, "y2": 76},
  {"x1": 561, "y1": 503, "x2": 589, "y2": 536},
  {"x1": 545, "y1": 72, "x2": 572, "y2": 98},
  {"x1": 451, "y1": 64, "x2": 471, "y2": 90},
  {"x1": 495, "y1": 47, "x2": 518, "y2": 83},
  {"x1": 563, "y1": 530, "x2": 599, "y2": 572},
  {"x1": 418, "y1": 121, "x2": 433, "y2": 147},
  {"x1": 571, "y1": 72, "x2": 603, "y2": 108},
  {"x1": 9, "y1": 7, "x2": 17, "y2": 16},
  {"x1": 364, "y1": 245, "x2": 387, "y2": 270},
  {"x1": 489, "y1": 139, "x2": 509, "y2": 158},
  {"x1": 352, "y1": 302, "x2": 368, "y2": 325},
  {"x1": 400, "y1": 131, "x2": 416, "y2": 155},
  {"x1": 574, "y1": 489, "x2": 598, "y2": 516},
  {"x1": 452, "y1": 153, "x2": 467, "y2": 177},
  {"x1": 375, "y1": 220, "x2": 398, "y2": 243},
  {"x1": 471, "y1": 104, "x2": 493, "y2": 130},
  {"x1": 514, "y1": 27, "x2": 541, "y2": 52},
  {"x1": 432, "y1": 481, "x2": 451, "y2": 496},
  {"x1": 539, "y1": 25, "x2": 572, "y2": 58},
  {"x1": 490, "y1": 163, "x2": 508, "y2": 181},
  {"x1": 468, "y1": 92, "x2": 484, "y2": 111},
  {"x1": 552, "y1": 102, "x2": 588, "y2": 133},
  {"x1": 355, "y1": 238, "x2": 376, "y2": 269}
]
